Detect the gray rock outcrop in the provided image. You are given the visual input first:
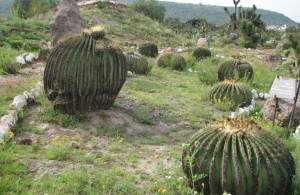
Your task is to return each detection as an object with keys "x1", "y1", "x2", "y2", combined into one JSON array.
[
  {"x1": 263, "y1": 97, "x2": 300, "y2": 122},
  {"x1": 263, "y1": 53, "x2": 283, "y2": 69},
  {"x1": 197, "y1": 38, "x2": 209, "y2": 47},
  {"x1": 50, "y1": 0, "x2": 85, "y2": 47}
]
